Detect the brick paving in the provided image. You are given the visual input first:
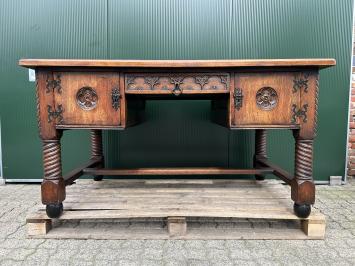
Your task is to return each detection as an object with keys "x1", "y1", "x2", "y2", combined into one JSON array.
[{"x1": 0, "y1": 179, "x2": 354, "y2": 266}]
